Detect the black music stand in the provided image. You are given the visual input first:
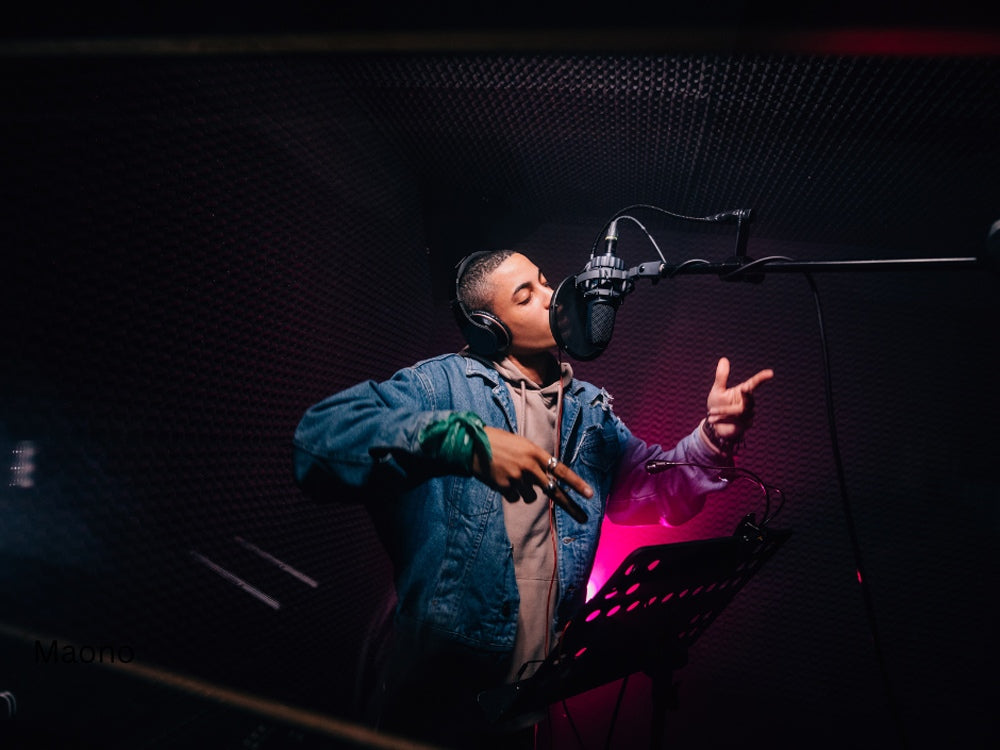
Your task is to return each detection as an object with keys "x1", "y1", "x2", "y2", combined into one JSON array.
[{"x1": 478, "y1": 519, "x2": 791, "y2": 748}]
